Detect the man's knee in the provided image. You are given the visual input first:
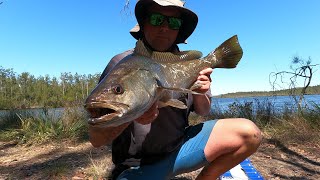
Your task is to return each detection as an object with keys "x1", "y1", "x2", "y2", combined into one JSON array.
[
  {"x1": 216, "y1": 118, "x2": 262, "y2": 151},
  {"x1": 236, "y1": 118, "x2": 262, "y2": 151}
]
